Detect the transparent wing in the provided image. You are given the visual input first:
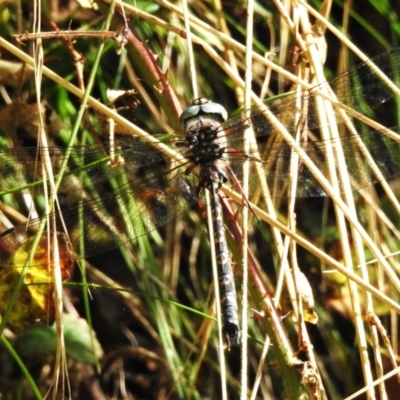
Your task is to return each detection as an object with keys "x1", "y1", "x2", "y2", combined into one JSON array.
[
  {"x1": 217, "y1": 48, "x2": 400, "y2": 197},
  {"x1": 222, "y1": 129, "x2": 400, "y2": 198},
  {"x1": 0, "y1": 140, "x2": 199, "y2": 261}
]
